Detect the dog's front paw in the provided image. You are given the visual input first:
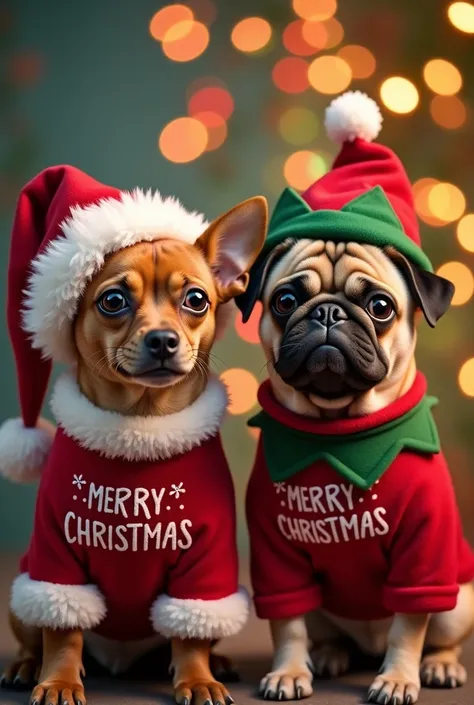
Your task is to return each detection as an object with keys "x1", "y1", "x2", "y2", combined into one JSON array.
[
  {"x1": 311, "y1": 643, "x2": 350, "y2": 677},
  {"x1": 420, "y1": 653, "x2": 466, "y2": 688},
  {"x1": 1, "y1": 657, "x2": 40, "y2": 689},
  {"x1": 259, "y1": 665, "x2": 313, "y2": 700},
  {"x1": 368, "y1": 673, "x2": 419, "y2": 705},
  {"x1": 174, "y1": 678, "x2": 232, "y2": 705},
  {"x1": 30, "y1": 680, "x2": 85, "y2": 705}
]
